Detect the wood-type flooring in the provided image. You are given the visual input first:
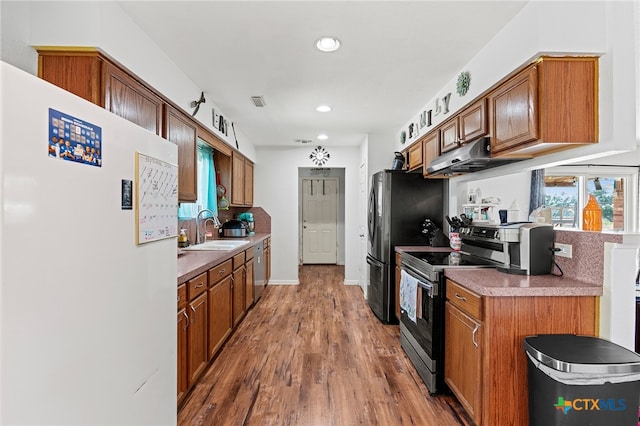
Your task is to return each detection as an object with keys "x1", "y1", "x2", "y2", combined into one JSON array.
[{"x1": 178, "y1": 265, "x2": 472, "y2": 426}]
